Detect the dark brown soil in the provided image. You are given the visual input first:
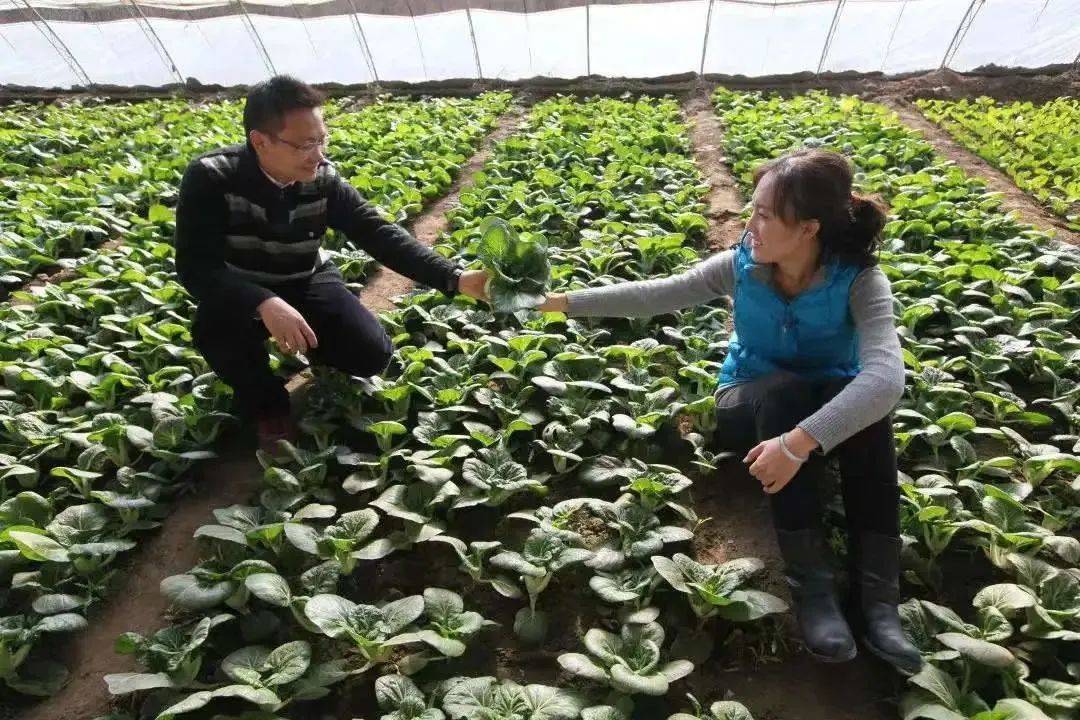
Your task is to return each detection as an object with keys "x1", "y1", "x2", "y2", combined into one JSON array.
[
  {"x1": 6, "y1": 238, "x2": 124, "y2": 304},
  {"x1": 706, "y1": 67, "x2": 1079, "y2": 104},
  {"x1": 876, "y1": 97, "x2": 1079, "y2": 246},
  {"x1": 692, "y1": 466, "x2": 783, "y2": 590},
  {"x1": 689, "y1": 648, "x2": 901, "y2": 720},
  {"x1": 4, "y1": 67, "x2": 1076, "y2": 105}
]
